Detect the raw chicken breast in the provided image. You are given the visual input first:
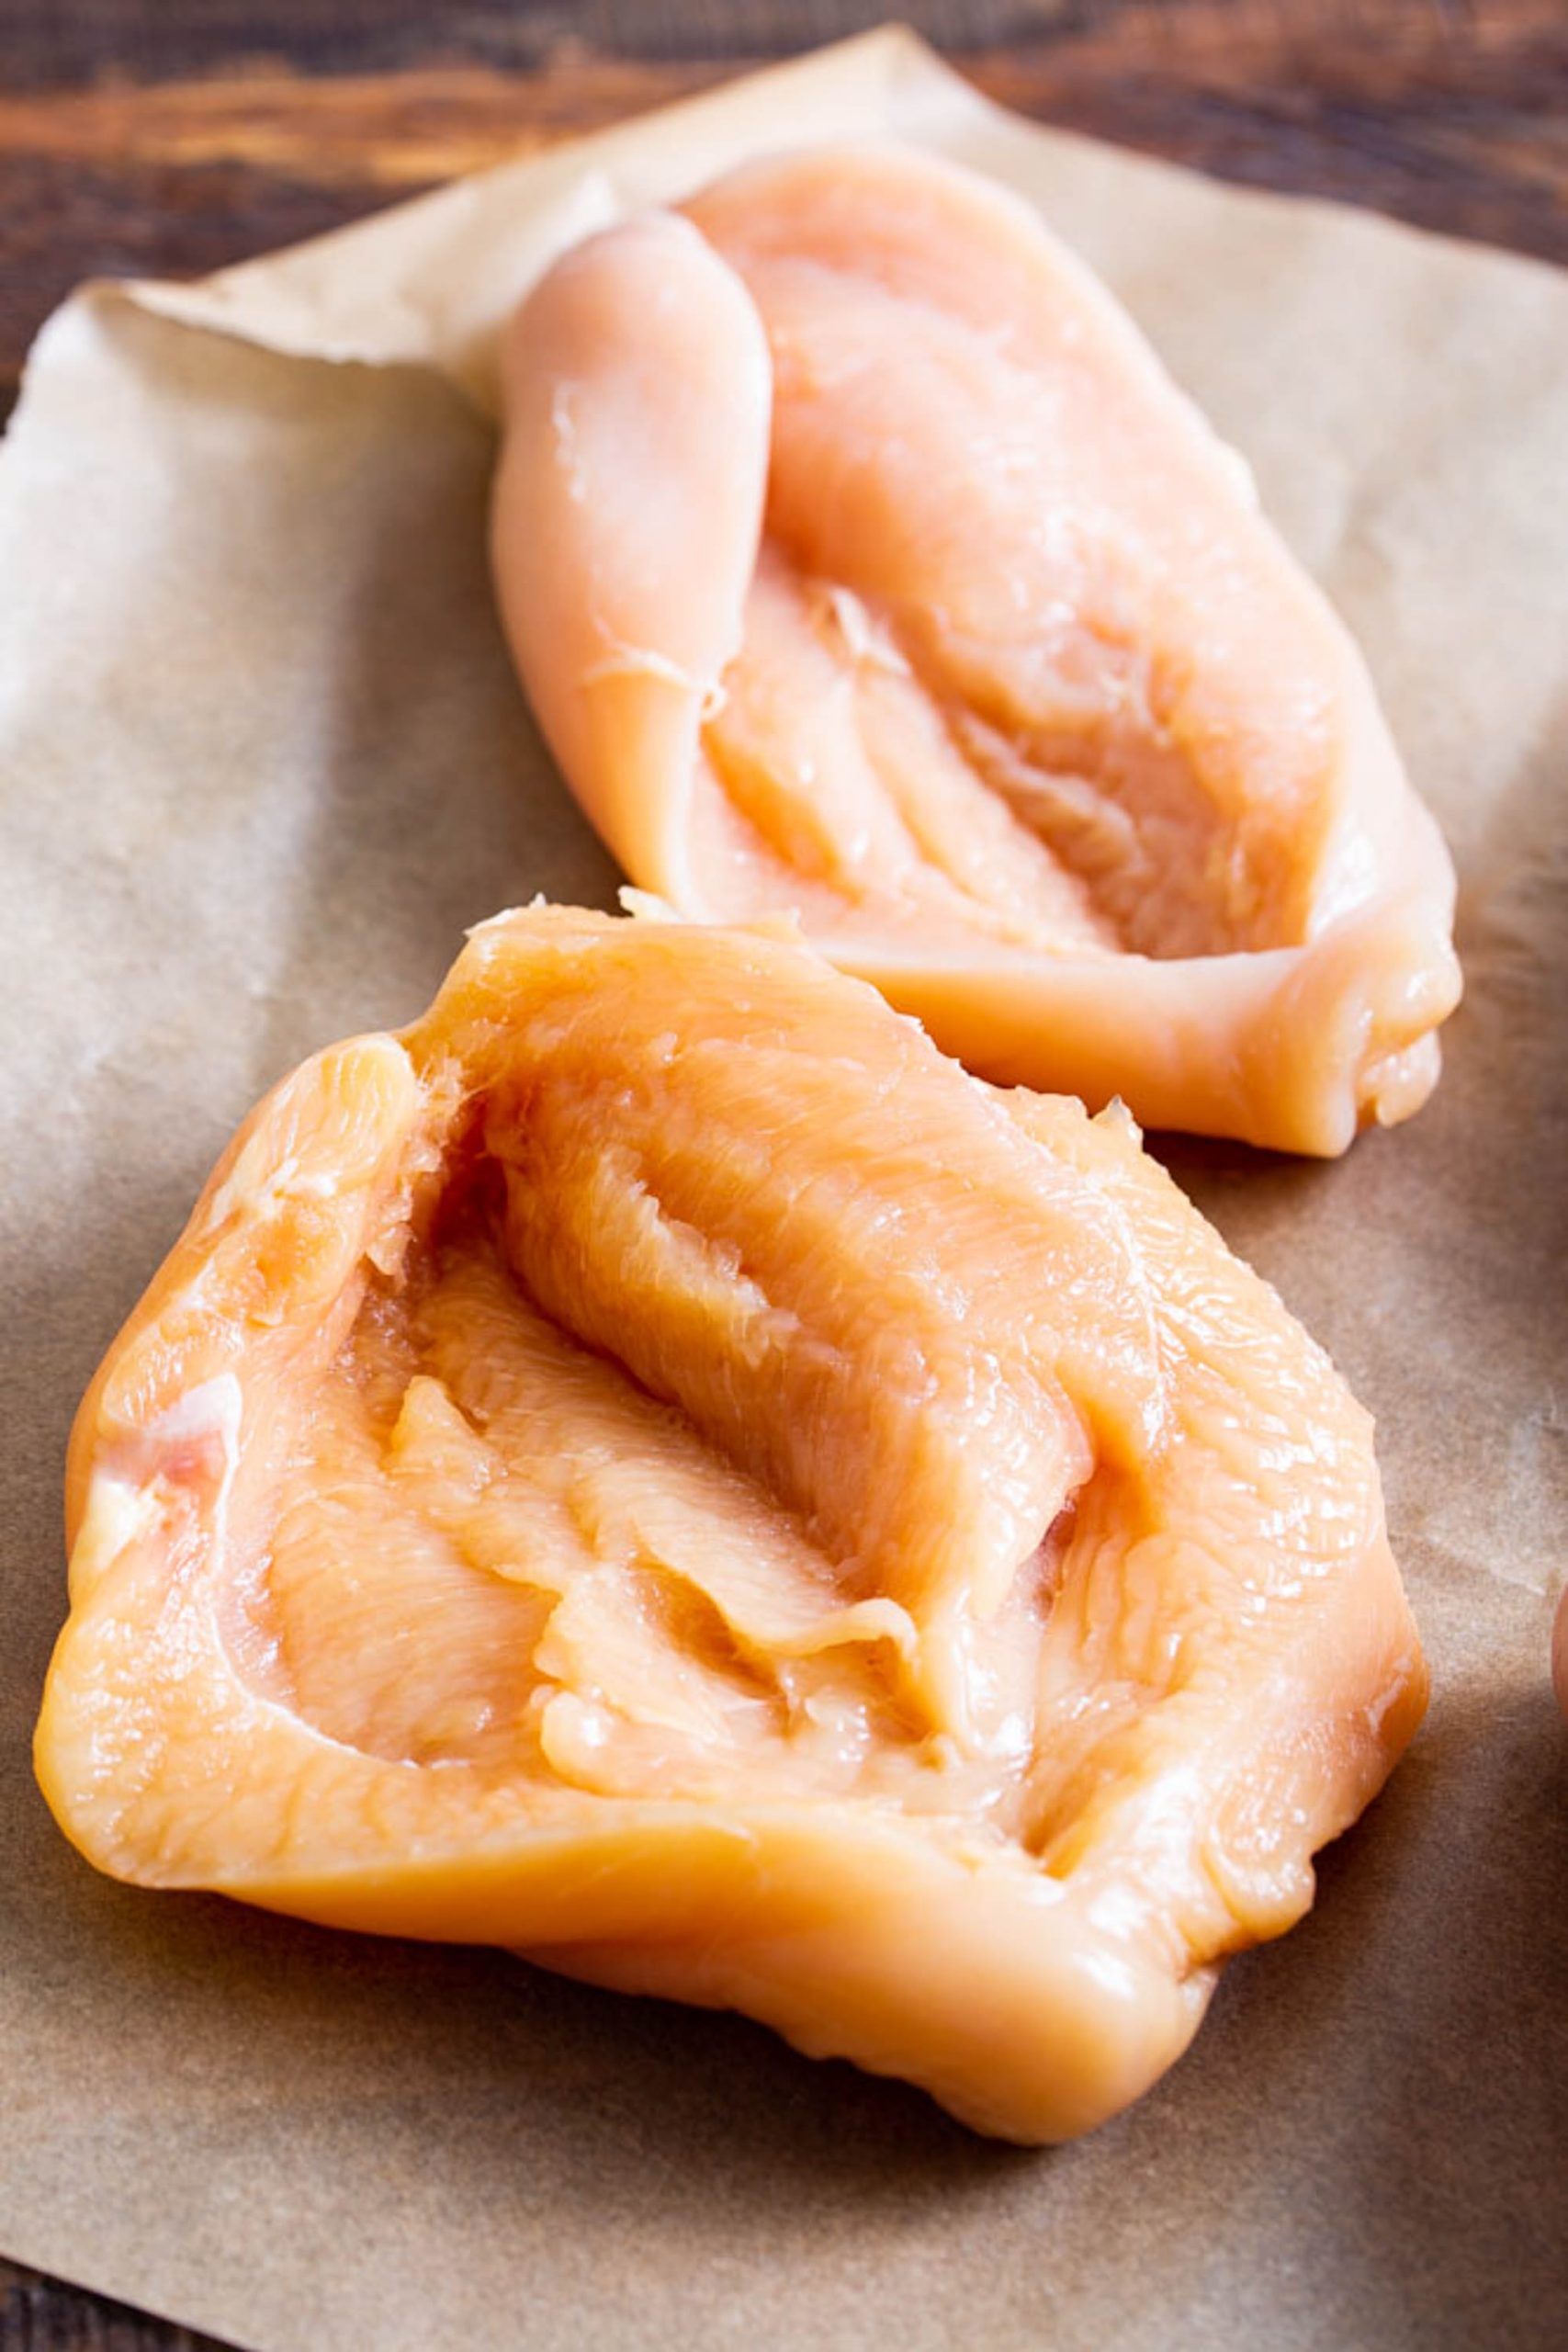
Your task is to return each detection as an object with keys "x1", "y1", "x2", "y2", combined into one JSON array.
[
  {"x1": 39, "y1": 908, "x2": 1426, "y2": 2142},
  {"x1": 491, "y1": 145, "x2": 1461, "y2": 1154}
]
